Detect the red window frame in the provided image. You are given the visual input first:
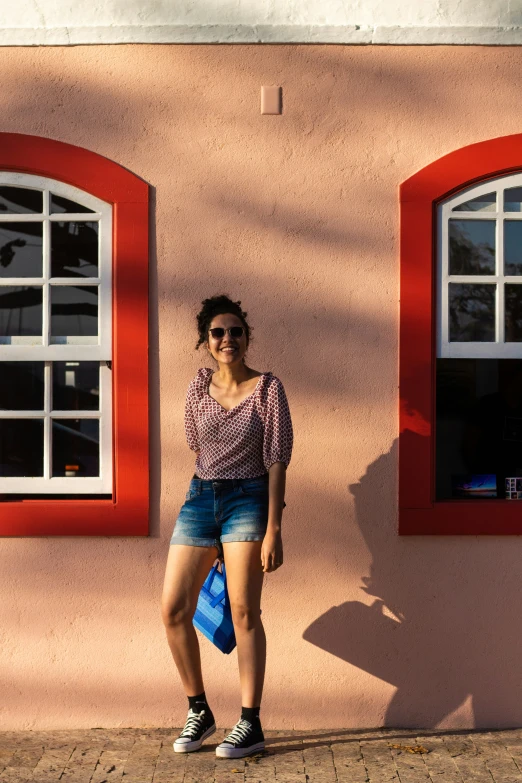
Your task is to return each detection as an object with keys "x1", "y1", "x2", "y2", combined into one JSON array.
[
  {"x1": 400, "y1": 133, "x2": 522, "y2": 535},
  {"x1": 0, "y1": 133, "x2": 149, "y2": 536}
]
